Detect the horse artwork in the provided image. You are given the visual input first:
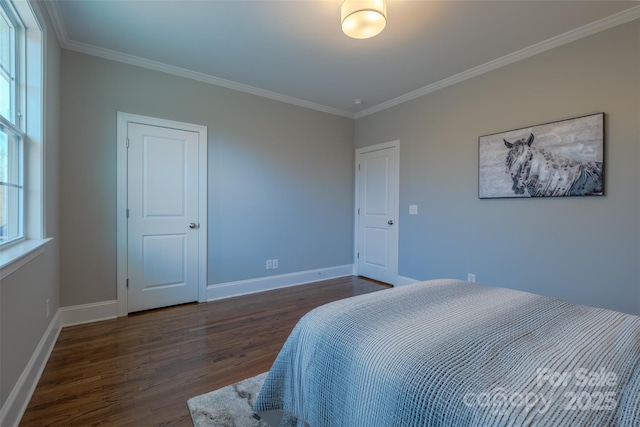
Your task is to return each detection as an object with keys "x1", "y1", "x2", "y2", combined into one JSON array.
[
  {"x1": 503, "y1": 133, "x2": 603, "y2": 197},
  {"x1": 478, "y1": 113, "x2": 604, "y2": 198}
]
